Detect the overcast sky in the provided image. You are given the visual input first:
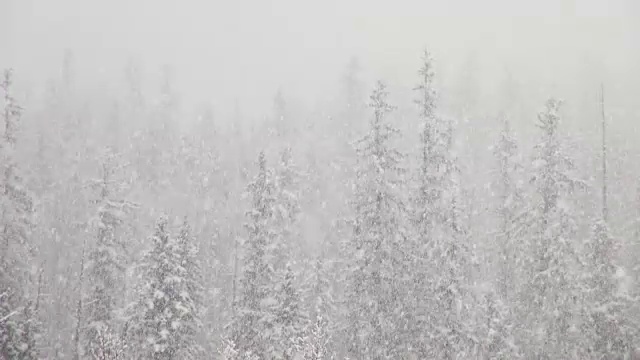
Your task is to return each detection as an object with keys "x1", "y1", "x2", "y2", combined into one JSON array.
[{"x1": 1, "y1": 0, "x2": 639, "y2": 118}]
